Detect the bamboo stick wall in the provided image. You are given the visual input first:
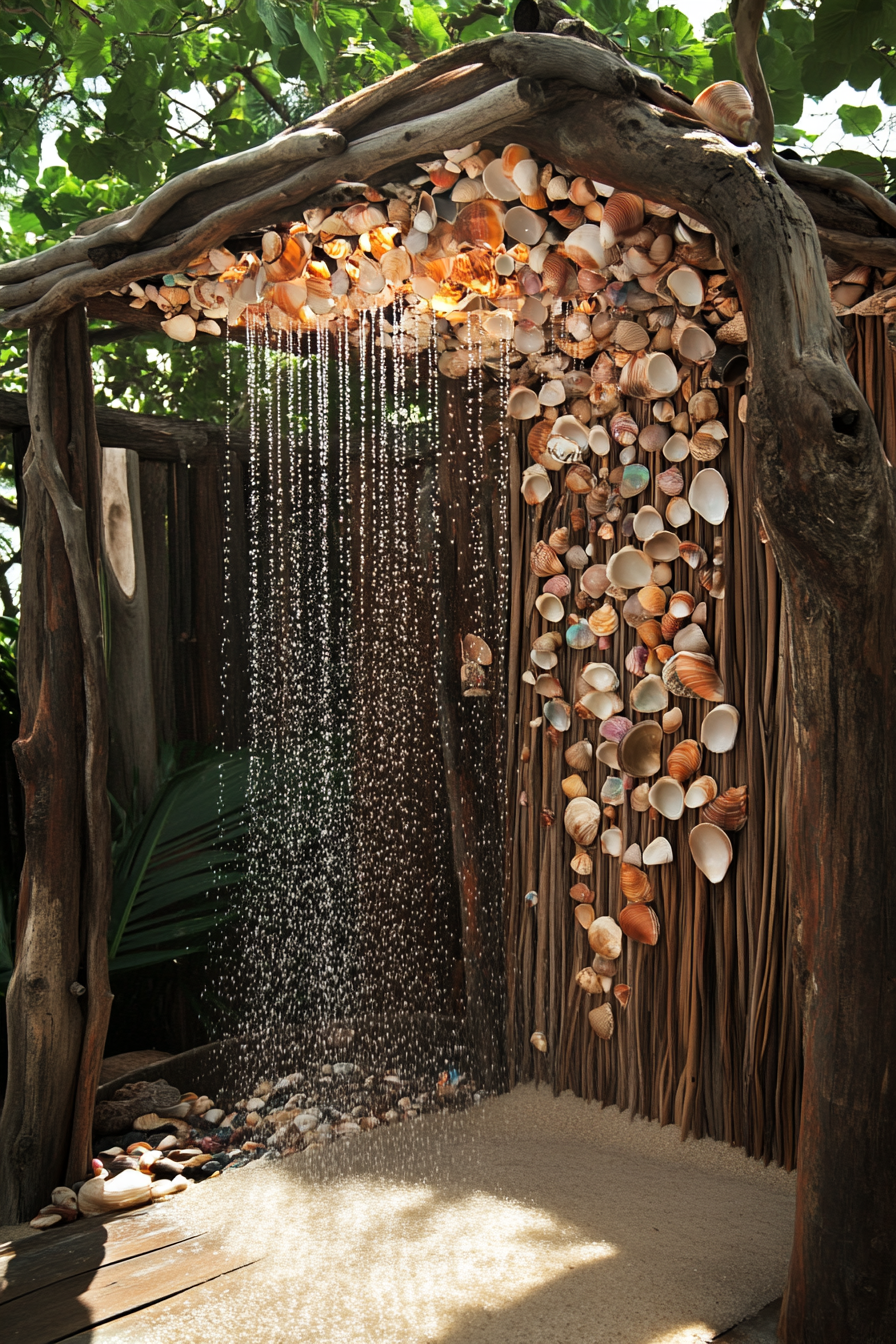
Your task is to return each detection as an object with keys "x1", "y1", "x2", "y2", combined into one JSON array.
[{"x1": 503, "y1": 319, "x2": 894, "y2": 1169}]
